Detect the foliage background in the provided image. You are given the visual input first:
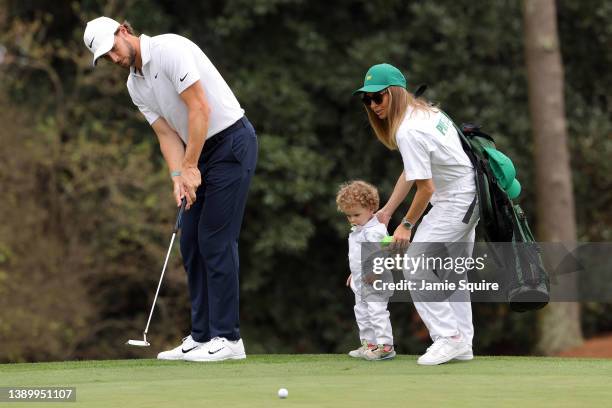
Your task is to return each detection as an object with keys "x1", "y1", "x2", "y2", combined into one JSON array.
[{"x1": 0, "y1": 0, "x2": 610, "y2": 361}]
